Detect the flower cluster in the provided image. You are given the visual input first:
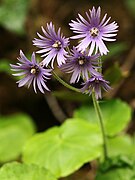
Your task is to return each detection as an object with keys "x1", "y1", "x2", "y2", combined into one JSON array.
[{"x1": 11, "y1": 6, "x2": 118, "y2": 98}]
